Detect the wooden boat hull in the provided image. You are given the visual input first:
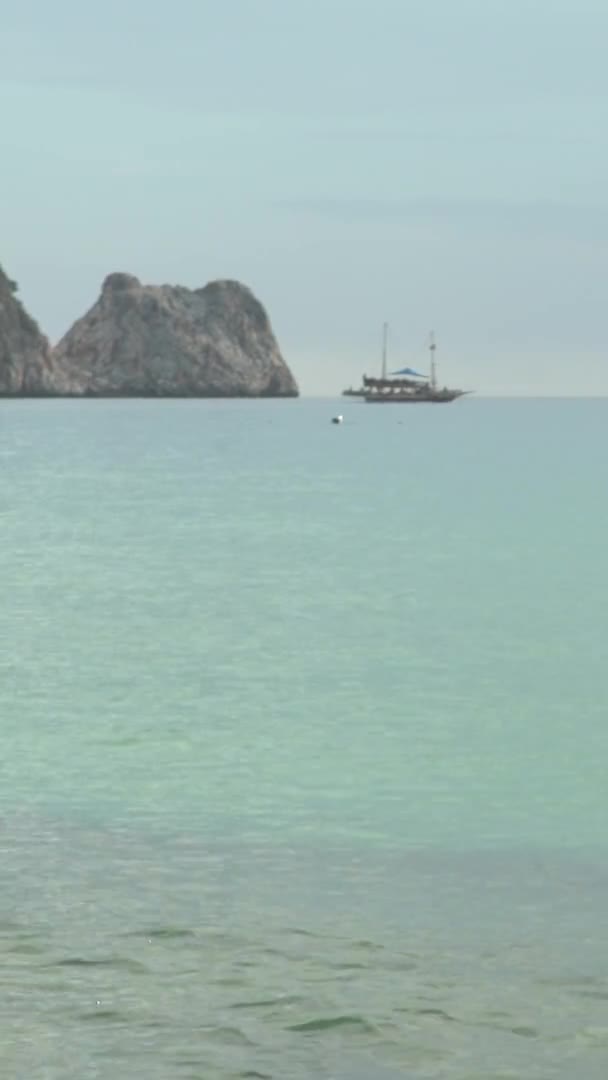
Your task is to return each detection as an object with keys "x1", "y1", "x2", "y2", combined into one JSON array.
[{"x1": 365, "y1": 391, "x2": 466, "y2": 403}]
